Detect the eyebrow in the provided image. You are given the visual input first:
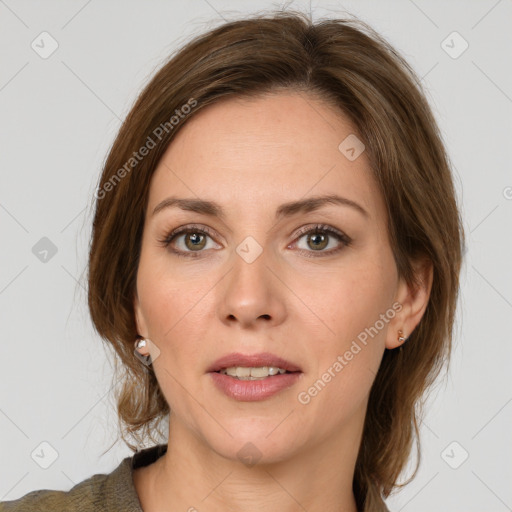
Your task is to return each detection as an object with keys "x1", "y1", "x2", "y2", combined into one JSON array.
[{"x1": 152, "y1": 194, "x2": 369, "y2": 220}]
